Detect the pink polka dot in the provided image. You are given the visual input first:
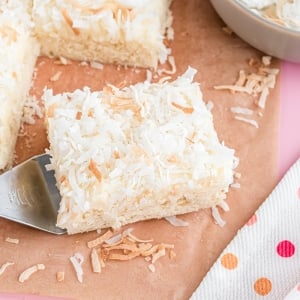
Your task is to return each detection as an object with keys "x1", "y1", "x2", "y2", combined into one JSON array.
[
  {"x1": 297, "y1": 283, "x2": 300, "y2": 291},
  {"x1": 276, "y1": 240, "x2": 295, "y2": 257},
  {"x1": 246, "y1": 214, "x2": 257, "y2": 226},
  {"x1": 298, "y1": 187, "x2": 300, "y2": 199}
]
